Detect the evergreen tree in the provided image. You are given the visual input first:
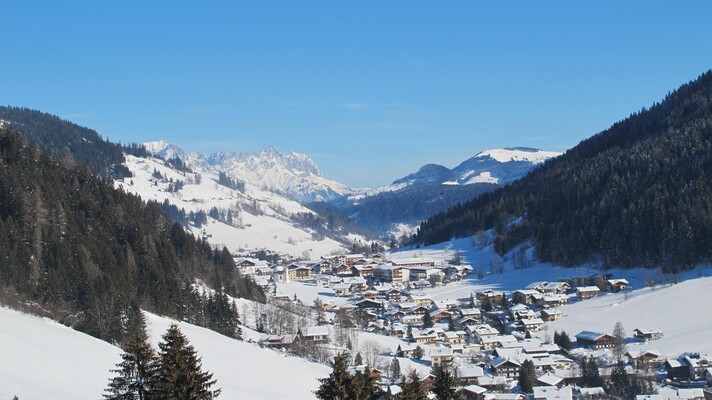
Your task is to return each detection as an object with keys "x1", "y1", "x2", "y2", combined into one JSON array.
[
  {"x1": 558, "y1": 330, "x2": 572, "y2": 351},
  {"x1": 104, "y1": 315, "x2": 160, "y2": 400},
  {"x1": 354, "y1": 352, "x2": 363, "y2": 366},
  {"x1": 607, "y1": 361, "x2": 632, "y2": 400},
  {"x1": 431, "y1": 365, "x2": 457, "y2": 400},
  {"x1": 412, "y1": 345, "x2": 424, "y2": 360},
  {"x1": 518, "y1": 359, "x2": 536, "y2": 393},
  {"x1": 422, "y1": 312, "x2": 433, "y2": 328},
  {"x1": 351, "y1": 366, "x2": 380, "y2": 400},
  {"x1": 390, "y1": 358, "x2": 401, "y2": 379},
  {"x1": 579, "y1": 357, "x2": 603, "y2": 388},
  {"x1": 398, "y1": 370, "x2": 427, "y2": 400},
  {"x1": 315, "y1": 353, "x2": 352, "y2": 400},
  {"x1": 156, "y1": 324, "x2": 220, "y2": 400}
]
